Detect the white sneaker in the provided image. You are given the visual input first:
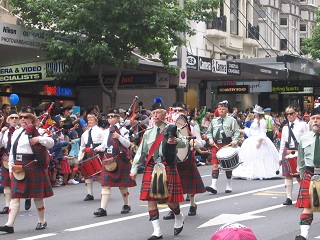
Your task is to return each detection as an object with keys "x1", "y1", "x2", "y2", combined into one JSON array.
[{"x1": 68, "y1": 179, "x2": 79, "y2": 185}]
